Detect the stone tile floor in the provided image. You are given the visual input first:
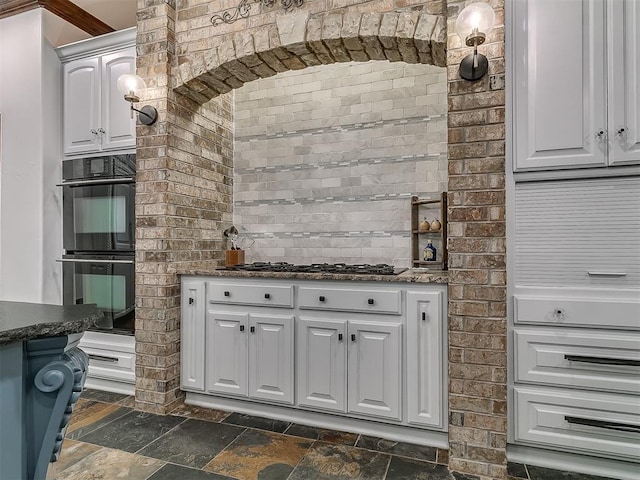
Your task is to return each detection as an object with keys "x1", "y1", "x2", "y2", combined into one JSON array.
[{"x1": 49, "y1": 389, "x2": 618, "y2": 480}]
